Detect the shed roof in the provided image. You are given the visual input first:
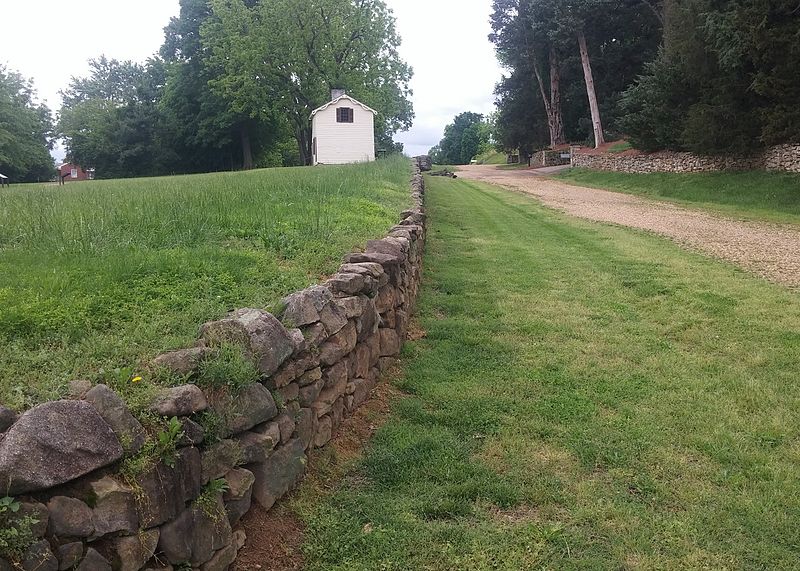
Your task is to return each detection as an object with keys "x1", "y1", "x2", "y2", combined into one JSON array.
[
  {"x1": 310, "y1": 94, "x2": 377, "y2": 119},
  {"x1": 0, "y1": 173, "x2": 7, "y2": 180}
]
